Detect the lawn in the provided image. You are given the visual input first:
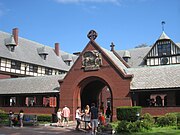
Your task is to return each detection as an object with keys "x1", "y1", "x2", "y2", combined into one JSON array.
[{"x1": 116, "y1": 127, "x2": 180, "y2": 135}]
